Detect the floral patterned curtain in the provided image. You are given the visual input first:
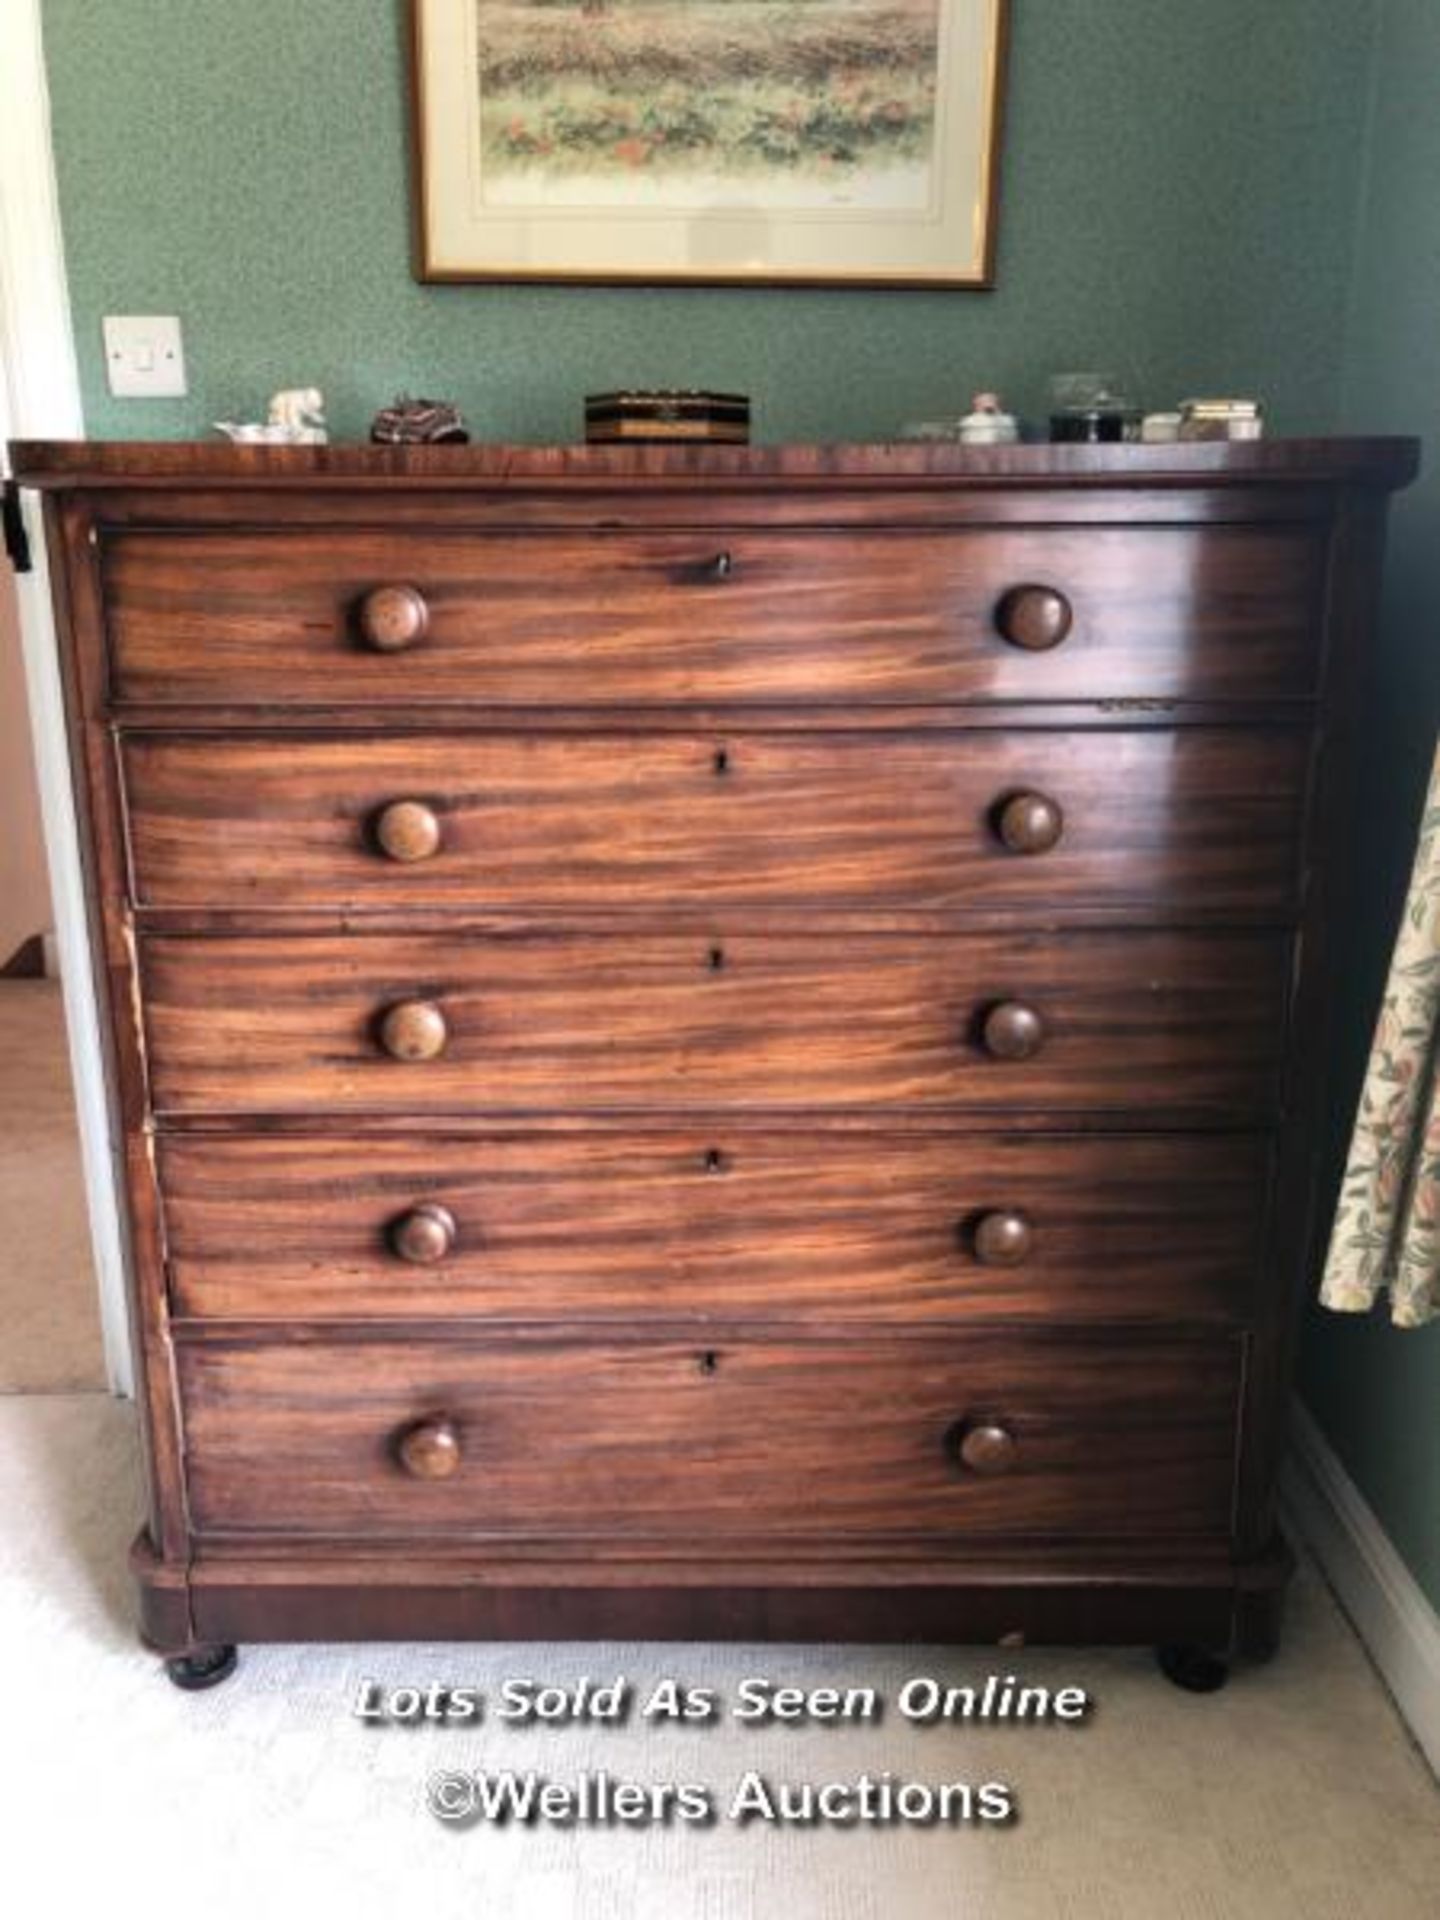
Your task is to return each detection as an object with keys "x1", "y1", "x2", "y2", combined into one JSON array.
[{"x1": 1322, "y1": 744, "x2": 1440, "y2": 1327}]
